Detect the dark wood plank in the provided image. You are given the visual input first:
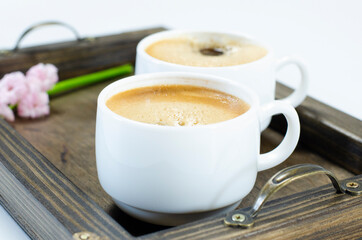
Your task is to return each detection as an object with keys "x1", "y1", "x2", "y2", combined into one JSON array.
[
  {"x1": 272, "y1": 83, "x2": 362, "y2": 174},
  {"x1": 144, "y1": 175, "x2": 362, "y2": 240},
  {"x1": 0, "y1": 27, "x2": 165, "y2": 80},
  {"x1": 0, "y1": 118, "x2": 131, "y2": 240},
  {"x1": 0, "y1": 161, "x2": 72, "y2": 239}
]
